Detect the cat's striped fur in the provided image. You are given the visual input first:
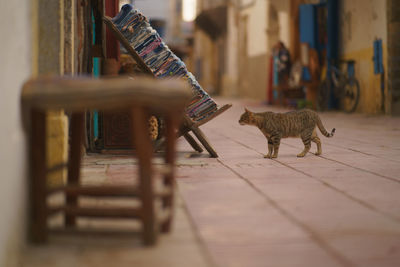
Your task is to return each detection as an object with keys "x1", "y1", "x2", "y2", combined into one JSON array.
[{"x1": 239, "y1": 108, "x2": 335, "y2": 158}]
